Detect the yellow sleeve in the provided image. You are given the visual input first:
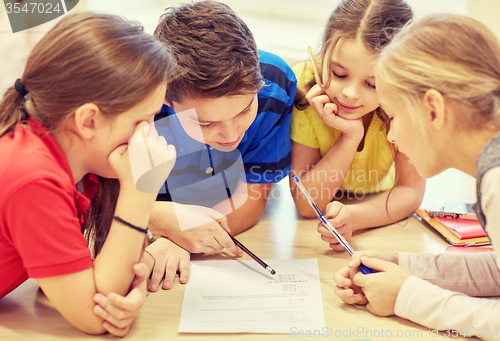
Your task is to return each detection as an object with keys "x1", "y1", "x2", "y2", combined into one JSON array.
[{"x1": 290, "y1": 60, "x2": 320, "y2": 149}]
